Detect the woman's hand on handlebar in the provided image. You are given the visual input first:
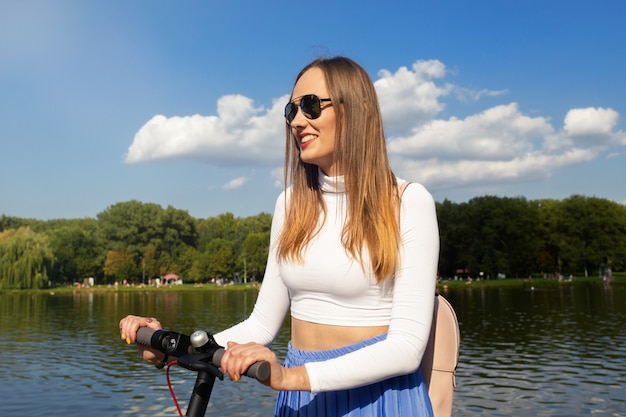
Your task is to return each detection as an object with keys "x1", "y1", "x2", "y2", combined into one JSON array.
[
  {"x1": 119, "y1": 315, "x2": 165, "y2": 365},
  {"x1": 220, "y1": 342, "x2": 311, "y2": 391}
]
